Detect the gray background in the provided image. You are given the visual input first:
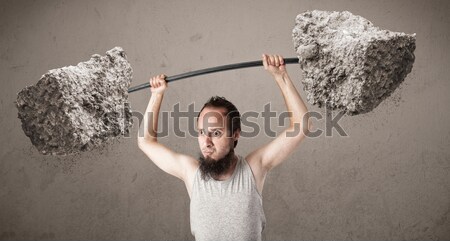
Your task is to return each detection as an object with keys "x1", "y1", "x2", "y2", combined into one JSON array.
[{"x1": 1, "y1": 0, "x2": 449, "y2": 240}]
